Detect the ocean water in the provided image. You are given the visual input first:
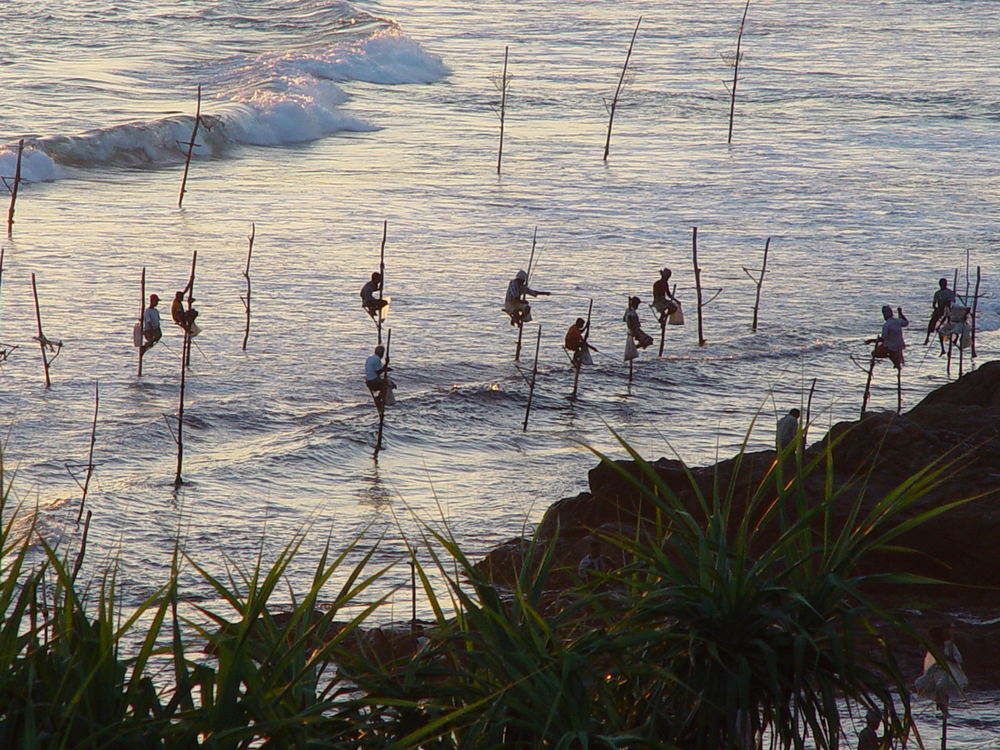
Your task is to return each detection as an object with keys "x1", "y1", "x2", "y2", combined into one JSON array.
[{"x1": 0, "y1": 0, "x2": 998, "y2": 742}]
